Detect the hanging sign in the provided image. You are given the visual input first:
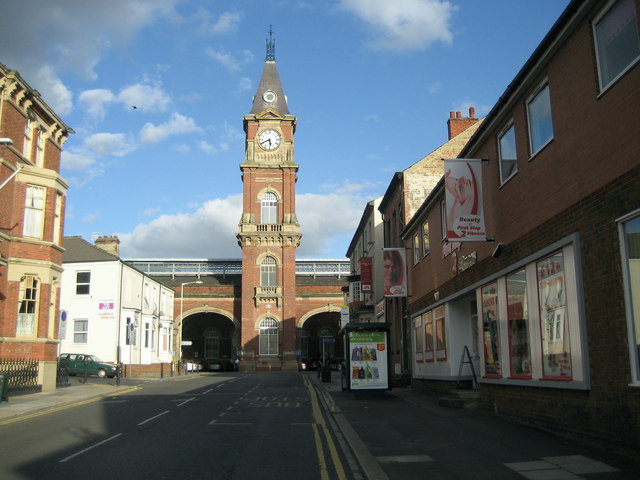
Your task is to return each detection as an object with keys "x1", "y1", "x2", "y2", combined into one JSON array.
[{"x1": 444, "y1": 159, "x2": 486, "y2": 241}]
